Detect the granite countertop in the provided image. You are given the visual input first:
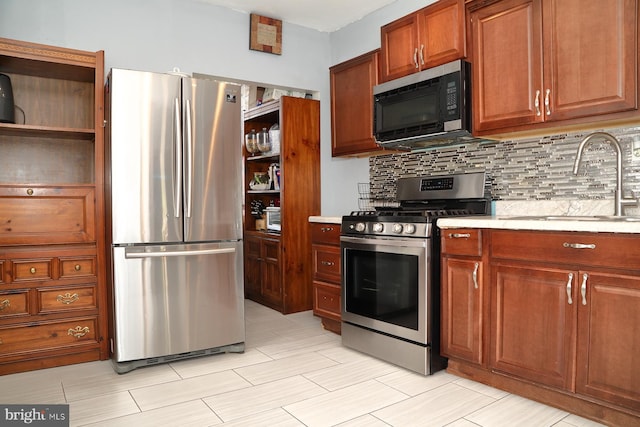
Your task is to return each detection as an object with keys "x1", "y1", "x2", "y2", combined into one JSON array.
[
  {"x1": 309, "y1": 215, "x2": 342, "y2": 224},
  {"x1": 437, "y1": 216, "x2": 640, "y2": 234}
]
